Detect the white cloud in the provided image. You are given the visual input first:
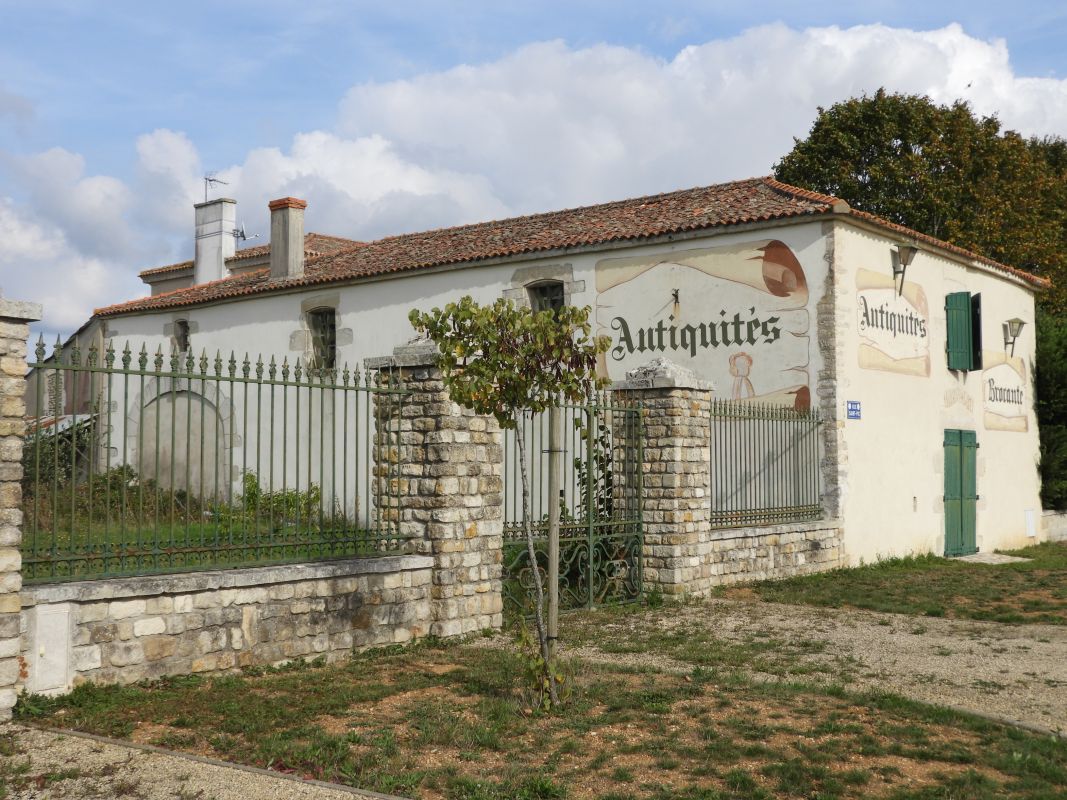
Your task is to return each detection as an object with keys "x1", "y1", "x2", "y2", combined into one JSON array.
[
  {"x1": 0, "y1": 198, "x2": 143, "y2": 338},
  {"x1": 4, "y1": 22, "x2": 1067, "y2": 336}
]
